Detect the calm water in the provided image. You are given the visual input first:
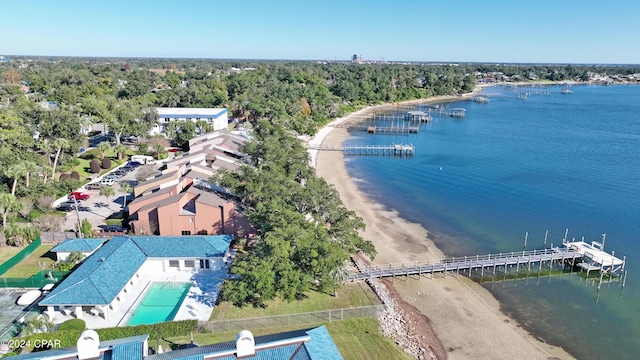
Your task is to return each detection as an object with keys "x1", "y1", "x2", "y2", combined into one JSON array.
[
  {"x1": 126, "y1": 282, "x2": 190, "y2": 326},
  {"x1": 344, "y1": 85, "x2": 640, "y2": 360}
]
